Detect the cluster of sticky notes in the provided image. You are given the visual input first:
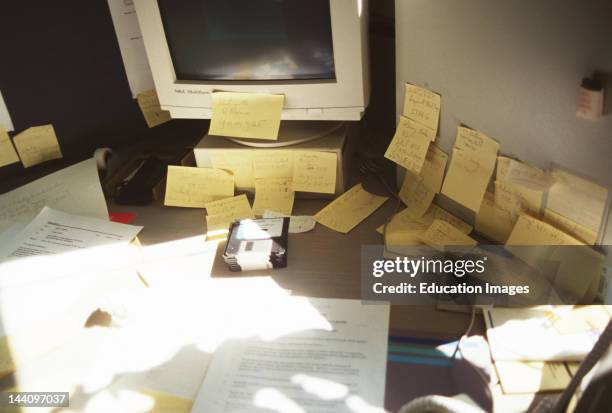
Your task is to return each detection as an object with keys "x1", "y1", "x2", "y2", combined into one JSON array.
[
  {"x1": 12, "y1": 124, "x2": 63, "y2": 168},
  {"x1": 209, "y1": 91, "x2": 284, "y2": 141},
  {"x1": 164, "y1": 166, "x2": 234, "y2": 208},
  {"x1": 314, "y1": 184, "x2": 388, "y2": 233},
  {"x1": 137, "y1": 89, "x2": 171, "y2": 128},
  {"x1": 205, "y1": 194, "x2": 255, "y2": 236},
  {"x1": 441, "y1": 126, "x2": 499, "y2": 212}
]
